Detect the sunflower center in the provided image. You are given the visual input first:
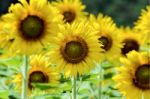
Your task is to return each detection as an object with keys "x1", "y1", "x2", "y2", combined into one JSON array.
[
  {"x1": 63, "y1": 11, "x2": 75, "y2": 23},
  {"x1": 61, "y1": 38, "x2": 88, "y2": 64},
  {"x1": 65, "y1": 41, "x2": 83, "y2": 58},
  {"x1": 98, "y1": 36, "x2": 112, "y2": 51},
  {"x1": 20, "y1": 15, "x2": 44, "y2": 40},
  {"x1": 121, "y1": 39, "x2": 139, "y2": 55},
  {"x1": 28, "y1": 71, "x2": 48, "y2": 89},
  {"x1": 133, "y1": 64, "x2": 150, "y2": 90}
]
